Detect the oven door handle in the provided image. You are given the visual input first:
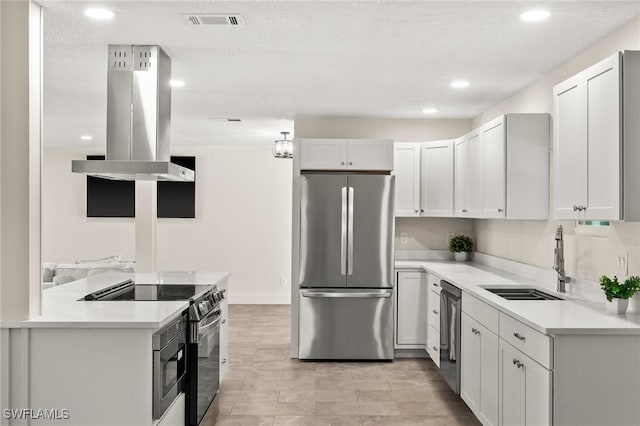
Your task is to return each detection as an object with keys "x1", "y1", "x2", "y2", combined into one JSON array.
[{"x1": 198, "y1": 314, "x2": 222, "y2": 336}]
